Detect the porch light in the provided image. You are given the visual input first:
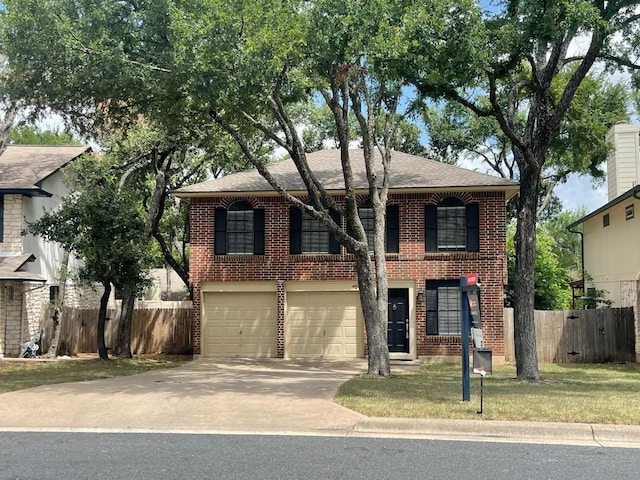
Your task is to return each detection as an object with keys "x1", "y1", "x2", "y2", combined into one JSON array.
[{"x1": 417, "y1": 288, "x2": 425, "y2": 302}]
